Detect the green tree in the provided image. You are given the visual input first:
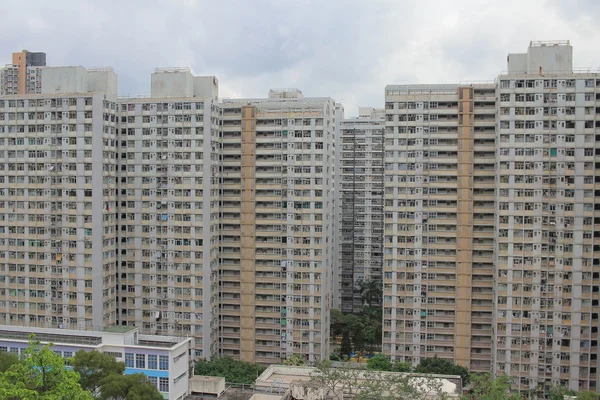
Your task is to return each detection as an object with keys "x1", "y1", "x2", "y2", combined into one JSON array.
[
  {"x1": 330, "y1": 309, "x2": 347, "y2": 338},
  {"x1": 330, "y1": 304, "x2": 382, "y2": 356},
  {"x1": 71, "y1": 350, "x2": 125, "y2": 395},
  {"x1": 366, "y1": 354, "x2": 391, "y2": 371},
  {"x1": 391, "y1": 361, "x2": 412, "y2": 373},
  {"x1": 340, "y1": 331, "x2": 352, "y2": 357},
  {"x1": 577, "y1": 392, "x2": 600, "y2": 400},
  {"x1": 0, "y1": 352, "x2": 19, "y2": 373},
  {"x1": 0, "y1": 337, "x2": 92, "y2": 400},
  {"x1": 98, "y1": 373, "x2": 162, "y2": 400},
  {"x1": 309, "y1": 360, "x2": 448, "y2": 400},
  {"x1": 194, "y1": 357, "x2": 266, "y2": 385},
  {"x1": 356, "y1": 279, "x2": 382, "y2": 308},
  {"x1": 548, "y1": 384, "x2": 578, "y2": 400},
  {"x1": 415, "y1": 356, "x2": 470, "y2": 386},
  {"x1": 462, "y1": 373, "x2": 521, "y2": 400},
  {"x1": 282, "y1": 354, "x2": 305, "y2": 366}
]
